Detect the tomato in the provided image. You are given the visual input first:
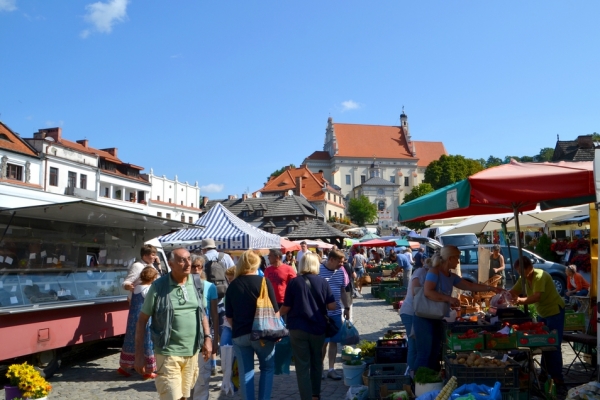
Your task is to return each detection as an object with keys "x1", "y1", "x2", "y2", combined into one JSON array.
[
  {"x1": 475, "y1": 343, "x2": 483, "y2": 349},
  {"x1": 466, "y1": 329, "x2": 474, "y2": 335},
  {"x1": 520, "y1": 338, "x2": 528, "y2": 345},
  {"x1": 512, "y1": 325, "x2": 519, "y2": 331},
  {"x1": 548, "y1": 337, "x2": 556, "y2": 344}
]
